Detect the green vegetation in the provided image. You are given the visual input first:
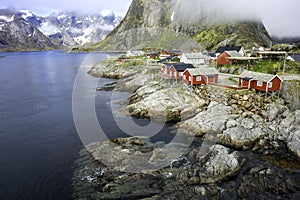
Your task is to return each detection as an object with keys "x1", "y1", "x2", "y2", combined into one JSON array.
[
  {"x1": 251, "y1": 61, "x2": 282, "y2": 74},
  {"x1": 193, "y1": 22, "x2": 270, "y2": 51},
  {"x1": 119, "y1": 59, "x2": 146, "y2": 67},
  {"x1": 272, "y1": 44, "x2": 299, "y2": 53},
  {"x1": 216, "y1": 59, "x2": 299, "y2": 75},
  {"x1": 251, "y1": 60, "x2": 300, "y2": 74}
]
